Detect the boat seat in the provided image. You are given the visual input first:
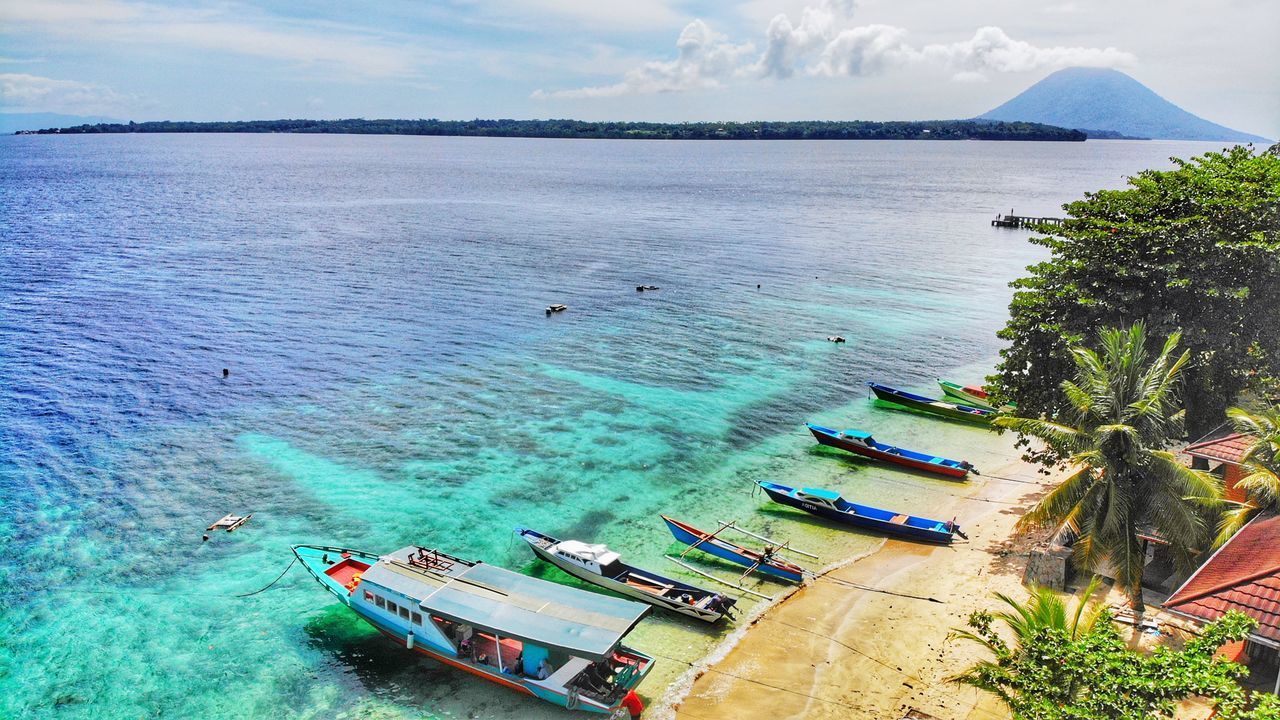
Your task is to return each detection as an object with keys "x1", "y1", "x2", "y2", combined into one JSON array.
[{"x1": 890, "y1": 514, "x2": 909, "y2": 524}]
